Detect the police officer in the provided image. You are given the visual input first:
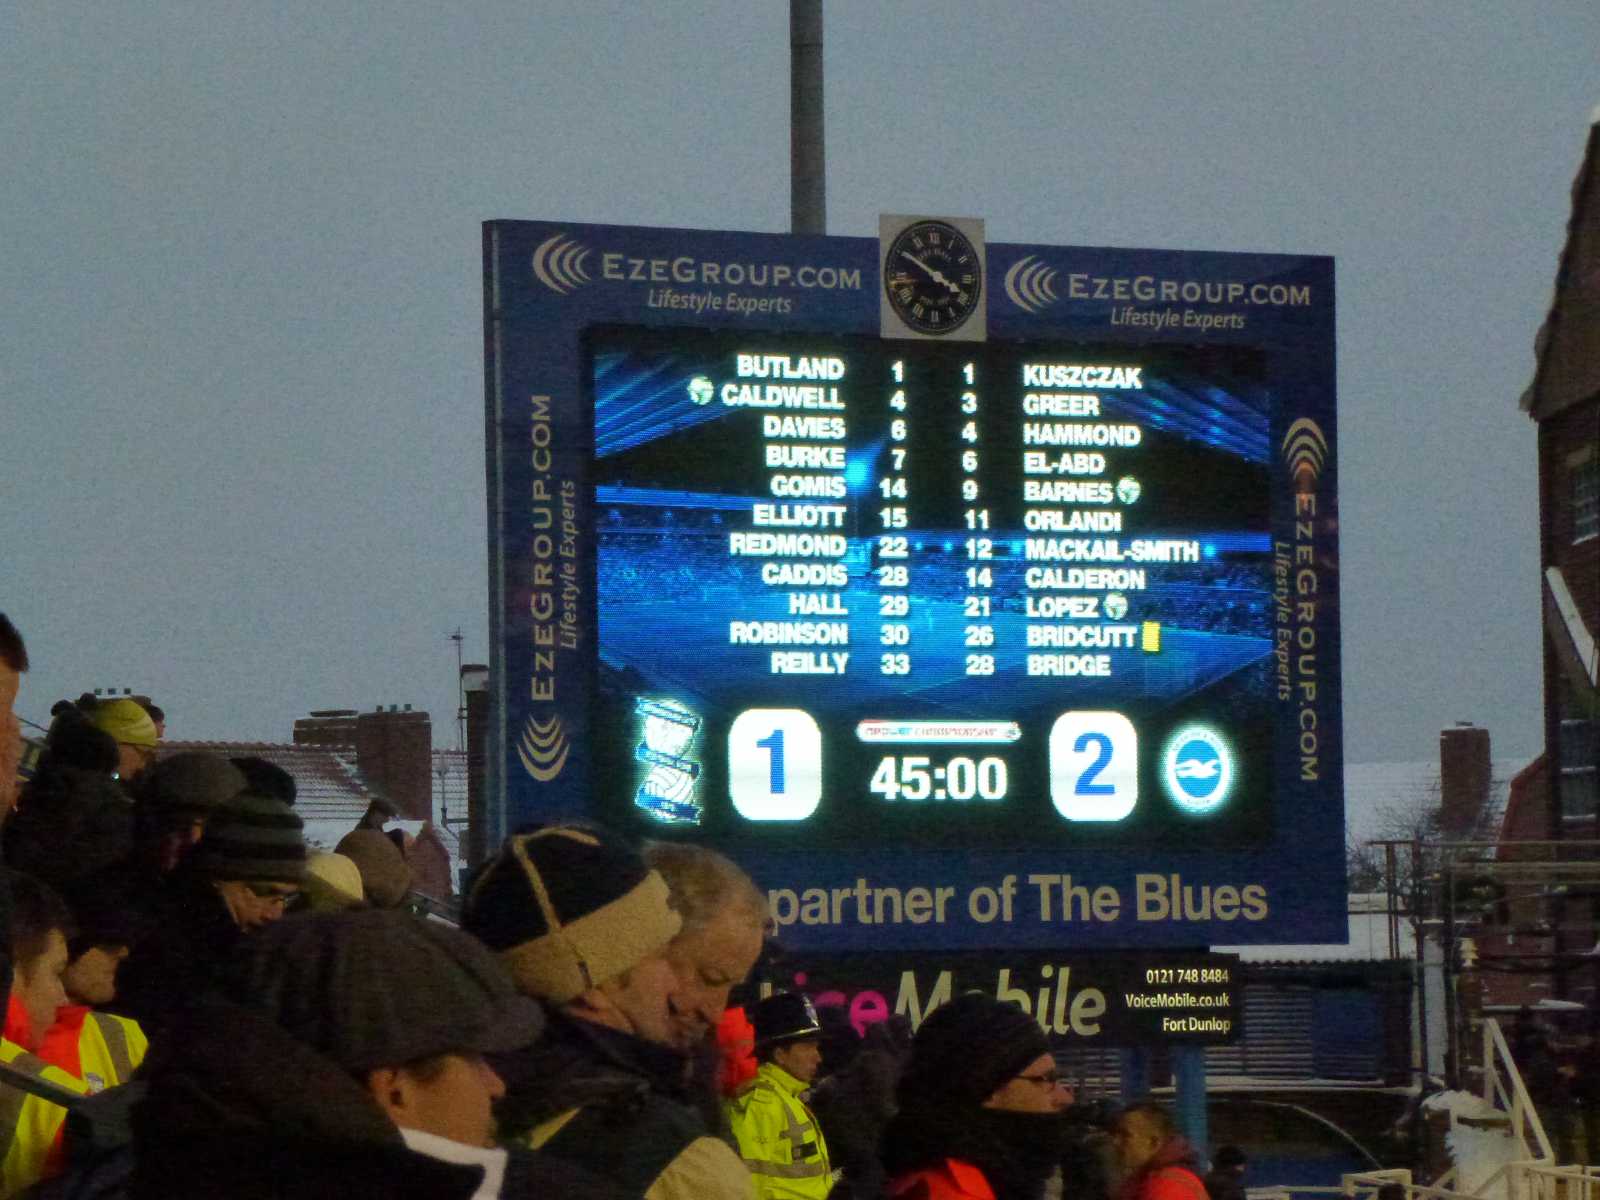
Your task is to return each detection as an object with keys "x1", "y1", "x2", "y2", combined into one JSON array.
[{"x1": 727, "y1": 992, "x2": 834, "y2": 1200}]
